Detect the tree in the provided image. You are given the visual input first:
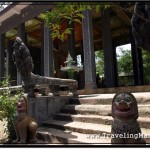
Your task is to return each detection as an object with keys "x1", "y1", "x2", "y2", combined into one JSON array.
[
  {"x1": 95, "y1": 50, "x2": 104, "y2": 77},
  {"x1": 95, "y1": 47, "x2": 134, "y2": 86},
  {"x1": 117, "y1": 47, "x2": 150, "y2": 85},
  {"x1": 142, "y1": 49, "x2": 150, "y2": 84},
  {"x1": 116, "y1": 47, "x2": 133, "y2": 86},
  {"x1": 42, "y1": 2, "x2": 111, "y2": 41},
  {"x1": 117, "y1": 47, "x2": 133, "y2": 76}
]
